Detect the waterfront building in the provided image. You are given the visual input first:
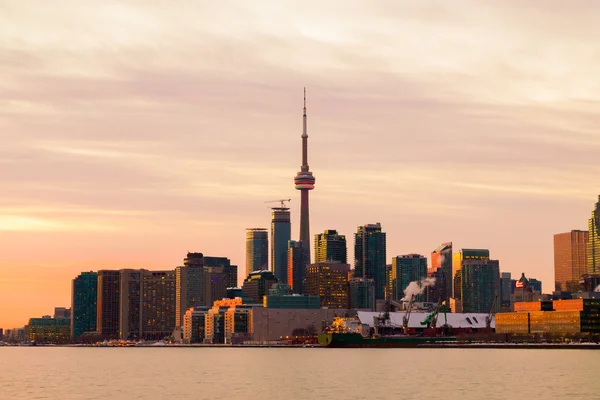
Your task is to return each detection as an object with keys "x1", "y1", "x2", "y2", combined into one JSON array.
[
  {"x1": 314, "y1": 230, "x2": 347, "y2": 264},
  {"x1": 460, "y1": 257, "x2": 500, "y2": 313},
  {"x1": 500, "y1": 272, "x2": 512, "y2": 311},
  {"x1": 349, "y1": 277, "x2": 375, "y2": 310},
  {"x1": 305, "y1": 262, "x2": 350, "y2": 309},
  {"x1": 141, "y1": 270, "x2": 177, "y2": 340},
  {"x1": 241, "y1": 270, "x2": 278, "y2": 304},
  {"x1": 391, "y1": 254, "x2": 428, "y2": 302},
  {"x1": 287, "y1": 240, "x2": 306, "y2": 294},
  {"x1": 71, "y1": 271, "x2": 97, "y2": 341},
  {"x1": 25, "y1": 316, "x2": 70, "y2": 344},
  {"x1": 205, "y1": 298, "x2": 253, "y2": 344},
  {"x1": 263, "y1": 283, "x2": 320, "y2": 309},
  {"x1": 354, "y1": 223, "x2": 387, "y2": 300},
  {"x1": 554, "y1": 230, "x2": 588, "y2": 291},
  {"x1": 182, "y1": 306, "x2": 209, "y2": 344},
  {"x1": 97, "y1": 270, "x2": 121, "y2": 339},
  {"x1": 271, "y1": 206, "x2": 291, "y2": 284},
  {"x1": 589, "y1": 196, "x2": 600, "y2": 274},
  {"x1": 246, "y1": 228, "x2": 268, "y2": 277},
  {"x1": 431, "y1": 242, "x2": 452, "y2": 301},
  {"x1": 119, "y1": 269, "x2": 143, "y2": 340},
  {"x1": 294, "y1": 88, "x2": 316, "y2": 266}
]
